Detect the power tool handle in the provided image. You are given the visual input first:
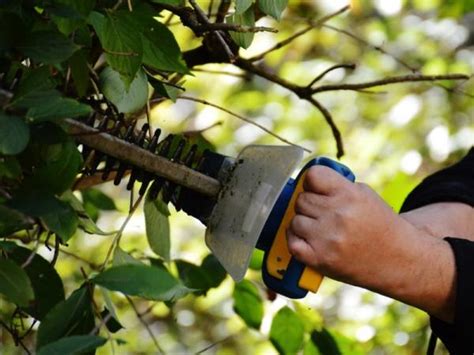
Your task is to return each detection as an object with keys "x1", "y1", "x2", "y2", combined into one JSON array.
[{"x1": 262, "y1": 157, "x2": 355, "y2": 298}]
